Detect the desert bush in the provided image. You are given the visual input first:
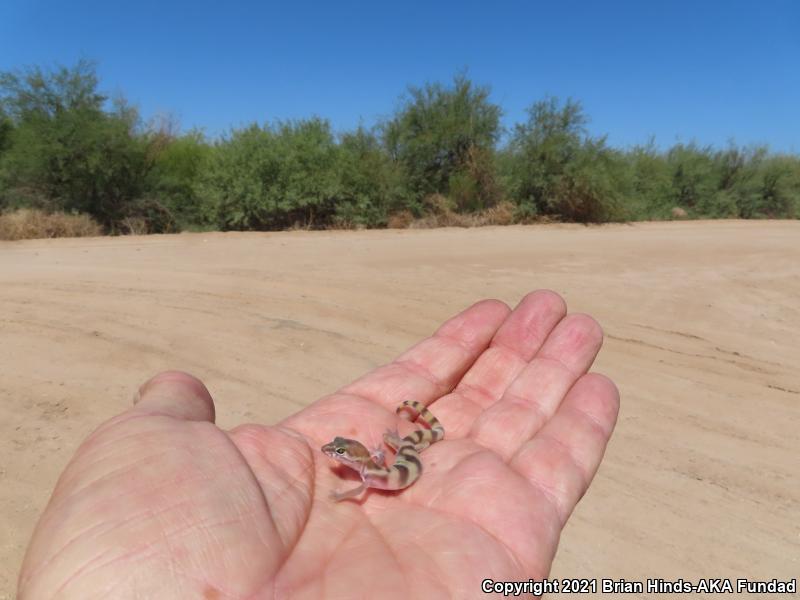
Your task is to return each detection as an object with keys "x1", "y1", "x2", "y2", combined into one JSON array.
[
  {"x1": 505, "y1": 97, "x2": 625, "y2": 222},
  {"x1": 0, "y1": 208, "x2": 103, "y2": 240},
  {"x1": 145, "y1": 129, "x2": 211, "y2": 228},
  {"x1": 0, "y1": 108, "x2": 11, "y2": 162},
  {"x1": 446, "y1": 144, "x2": 503, "y2": 212},
  {"x1": 623, "y1": 140, "x2": 673, "y2": 219},
  {"x1": 0, "y1": 61, "x2": 154, "y2": 230},
  {"x1": 403, "y1": 193, "x2": 464, "y2": 228},
  {"x1": 198, "y1": 119, "x2": 343, "y2": 230},
  {"x1": 382, "y1": 73, "x2": 502, "y2": 211},
  {"x1": 124, "y1": 197, "x2": 179, "y2": 234},
  {"x1": 665, "y1": 143, "x2": 718, "y2": 213},
  {"x1": 754, "y1": 155, "x2": 800, "y2": 218},
  {"x1": 334, "y1": 126, "x2": 402, "y2": 227},
  {"x1": 623, "y1": 142, "x2": 799, "y2": 220},
  {"x1": 2, "y1": 61, "x2": 799, "y2": 232}
]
